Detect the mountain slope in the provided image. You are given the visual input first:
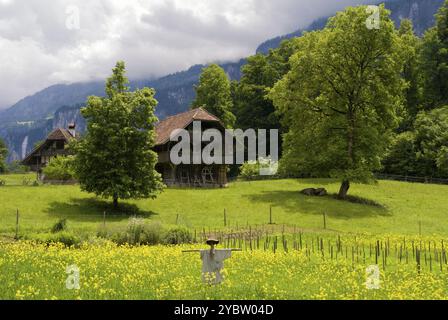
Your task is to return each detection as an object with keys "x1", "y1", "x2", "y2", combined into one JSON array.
[
  {"x1": 0, "y1": 60, "x2": 245, "y2": 161},
  {"x1": 0, "y1": 82, "x2": 105, "y2": 125},
  {"x1": 257, "y1": 0, "x2": 444, "y2": 54},
  {"x1": 0, "y1": 0, "x2": 444, "y2": 162}
]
